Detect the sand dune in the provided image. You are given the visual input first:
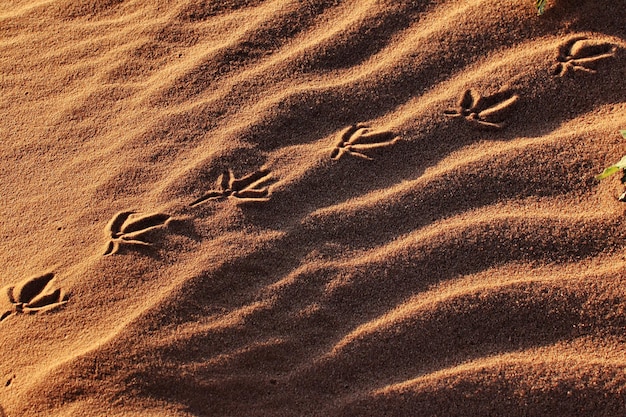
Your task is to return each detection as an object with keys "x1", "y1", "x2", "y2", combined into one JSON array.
[{"x1": 1, "y1": 0, "x2": 626, "y2": 415}]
